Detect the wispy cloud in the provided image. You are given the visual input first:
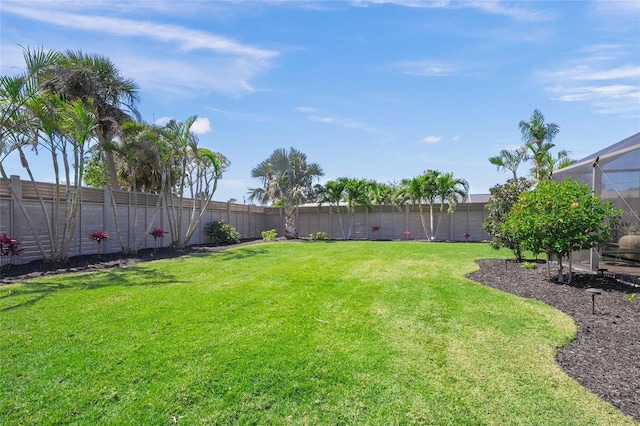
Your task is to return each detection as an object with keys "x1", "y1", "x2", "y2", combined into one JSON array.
[
  {"x1": 394, "y1": 61, "x2": 456, "y2": 77},
  {"x1": 2, "y1": 3, "x2": 277, "y2": 59},
  {"x1": 294, "y1": 106, "x2": 320, "y2": 113},
  {"x1": 296, "y1": 107, "x2": 379, "y2": 133},
  {"x1": 206, "y1": 107, "x2": 277, "y2": 123},
  {"x1": 350, "y1": 0, "x2": 556, "y2": 22},
  {"x1": 307, "y1": 115, "x2": 378, "y2": 133},
  {"x1": 1, "y1": 2, "x2": 279, "y2": 97},
  {"x1": 421, "y1": 136, "x2": 442, "y2": 144},
  {"x1": 536, "y1": 44, "x2": 640, "y2": 116}
]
